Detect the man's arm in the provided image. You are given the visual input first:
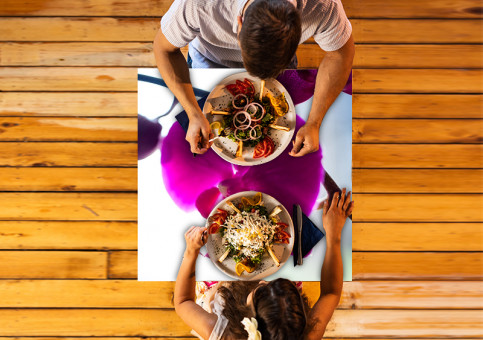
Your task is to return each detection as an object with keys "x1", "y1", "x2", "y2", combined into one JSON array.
[
  {"x1": 174, "y1": 226, "x2": 217, "y2": 339},
  {"x1": 290, "y1": 35, "x2": 354, "y2": 157},
  {"x1": 305, "y1": 189, "x2": 353, "y2": 339},
  {"x1": 153, "y1": 29, "x2": 212, "y2": 154}
]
